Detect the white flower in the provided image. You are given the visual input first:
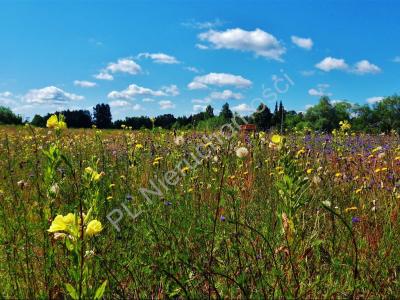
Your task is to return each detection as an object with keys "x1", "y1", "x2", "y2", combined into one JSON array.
[
  {"x1": 213, "y1": 156, "x2": 219, "y2": 162},
  {"x1": 174, "y1": 136, "x2": 185, "y2": 146},
  {"x1": 50, "y1": 183, "x2": 59, "y2": 194},
  {"x1": 236, "y1": 147, "x2": 249, "y2": 158},
  {"x1": 322, "y1": 200, "x2": 331, "y2": 207}
]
